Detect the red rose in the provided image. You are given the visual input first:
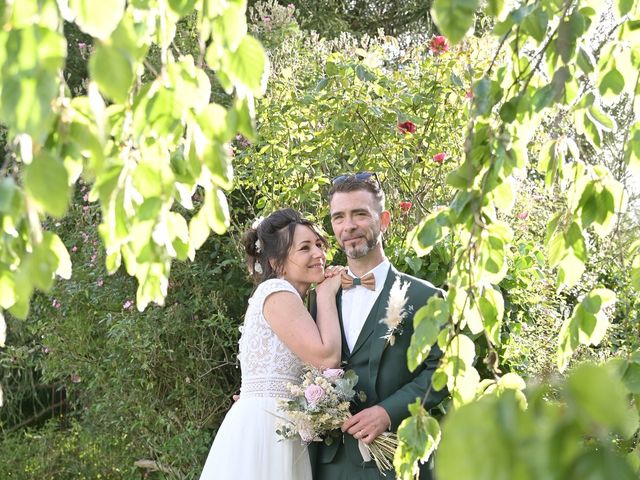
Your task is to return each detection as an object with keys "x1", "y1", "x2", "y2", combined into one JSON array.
[
  {"x1": 430, "y1": 35, "x2": 449, "y2": 55},
  {"x1": 399, "y1": 201, "x2": 412, "y2": 213},
  {"x1": 433, "y1": 152, "x2": 447, "y2": 164},
  {"x1": 398, "y1": 121, "x2": 416, "y2": 134}
]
